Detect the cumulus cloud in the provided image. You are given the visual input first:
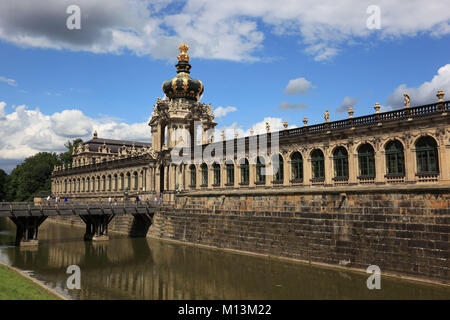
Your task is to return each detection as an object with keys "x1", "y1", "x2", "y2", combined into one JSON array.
[
  {"x1": 386, "y1": 64, "x2": 450, "y2": 108},
  {"x1": 284, "y1": 77, "x2": 314, "y2": 95},
  {"x1": 277, "y1": 101, "x2": 308, "y2": 110},
  {"x1": 0, "y1": 1, "x2": 448, "y2": 61},
  {"x1": 0, "y1": 76, "x2": 17, "y2": 86},
  {"x1": 336, "y1": 96, "x2": 358, "y2": 113},
  {"x1": 0, "y1": 102, "x2": 150, "y2": 166},
  {"x1": 214, "y1": 106, "x2": 237, "y2": 117}
]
